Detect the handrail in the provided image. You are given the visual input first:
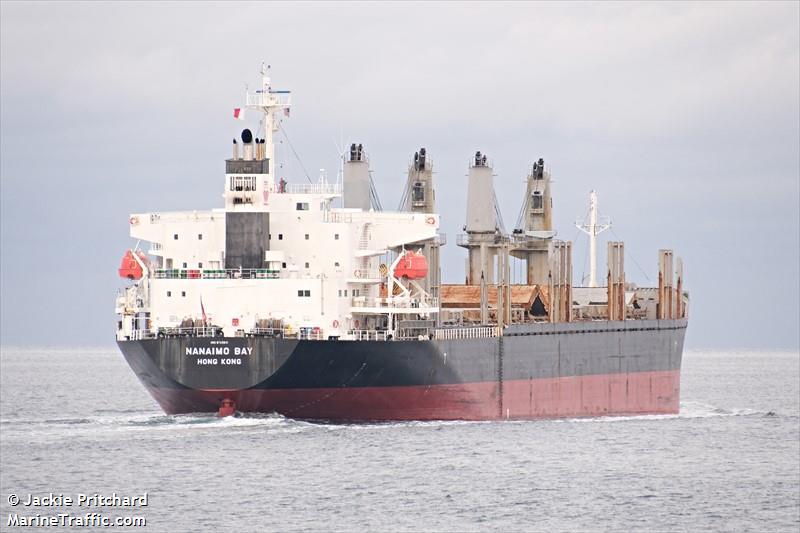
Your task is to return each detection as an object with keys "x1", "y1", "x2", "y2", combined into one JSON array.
[
  {"x1": 433, "y1": 326, "x2": 500, "y2": 340},
  {"x1": 280, "y1": 183, "x2": 342, "y2": 195},
  {"x1": 350, "y1": 296, "x2": 439, "y2": 309},
  {"x1": 350, "y1": 269, "x2": 383, "y2": 280},
  {"x1": 324, "y1": 211, "x2": 438, "y2": 224},
  {"x1": 128, "y1": 326, "x2": 223, "y2": 340},
  {"x1": 456, "y1": 233, "x2": 509, "y2": 246},
  {"x1": 346, "y1": 330, "x2": 390, "y2": 341},
  {"x1": 153, "y1": 268, "x2": 280, "y2": 280},
  {"x1": 145, "y1": 211, "x2": 220, "y2": 223}
]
